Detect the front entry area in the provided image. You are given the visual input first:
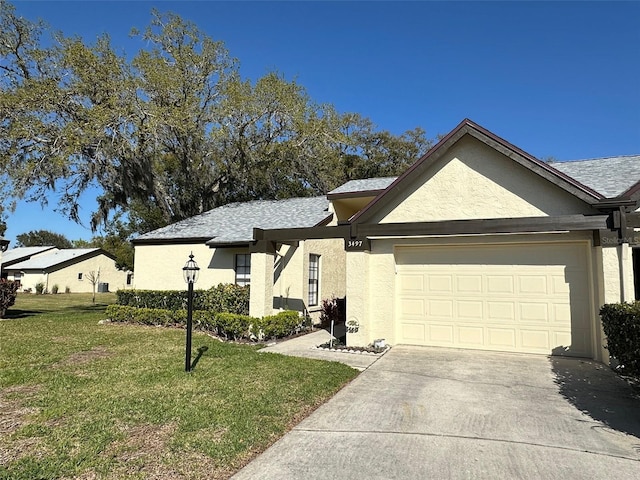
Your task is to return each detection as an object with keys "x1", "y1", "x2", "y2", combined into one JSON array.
[{"x1": 395, "y1": 242, "x2": 593, "y2": 356}]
